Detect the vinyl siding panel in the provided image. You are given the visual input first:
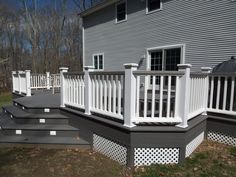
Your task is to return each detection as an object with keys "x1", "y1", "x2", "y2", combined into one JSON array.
[{"x1": 84, "y1": 0, "x2": 236, "y2": 71}]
